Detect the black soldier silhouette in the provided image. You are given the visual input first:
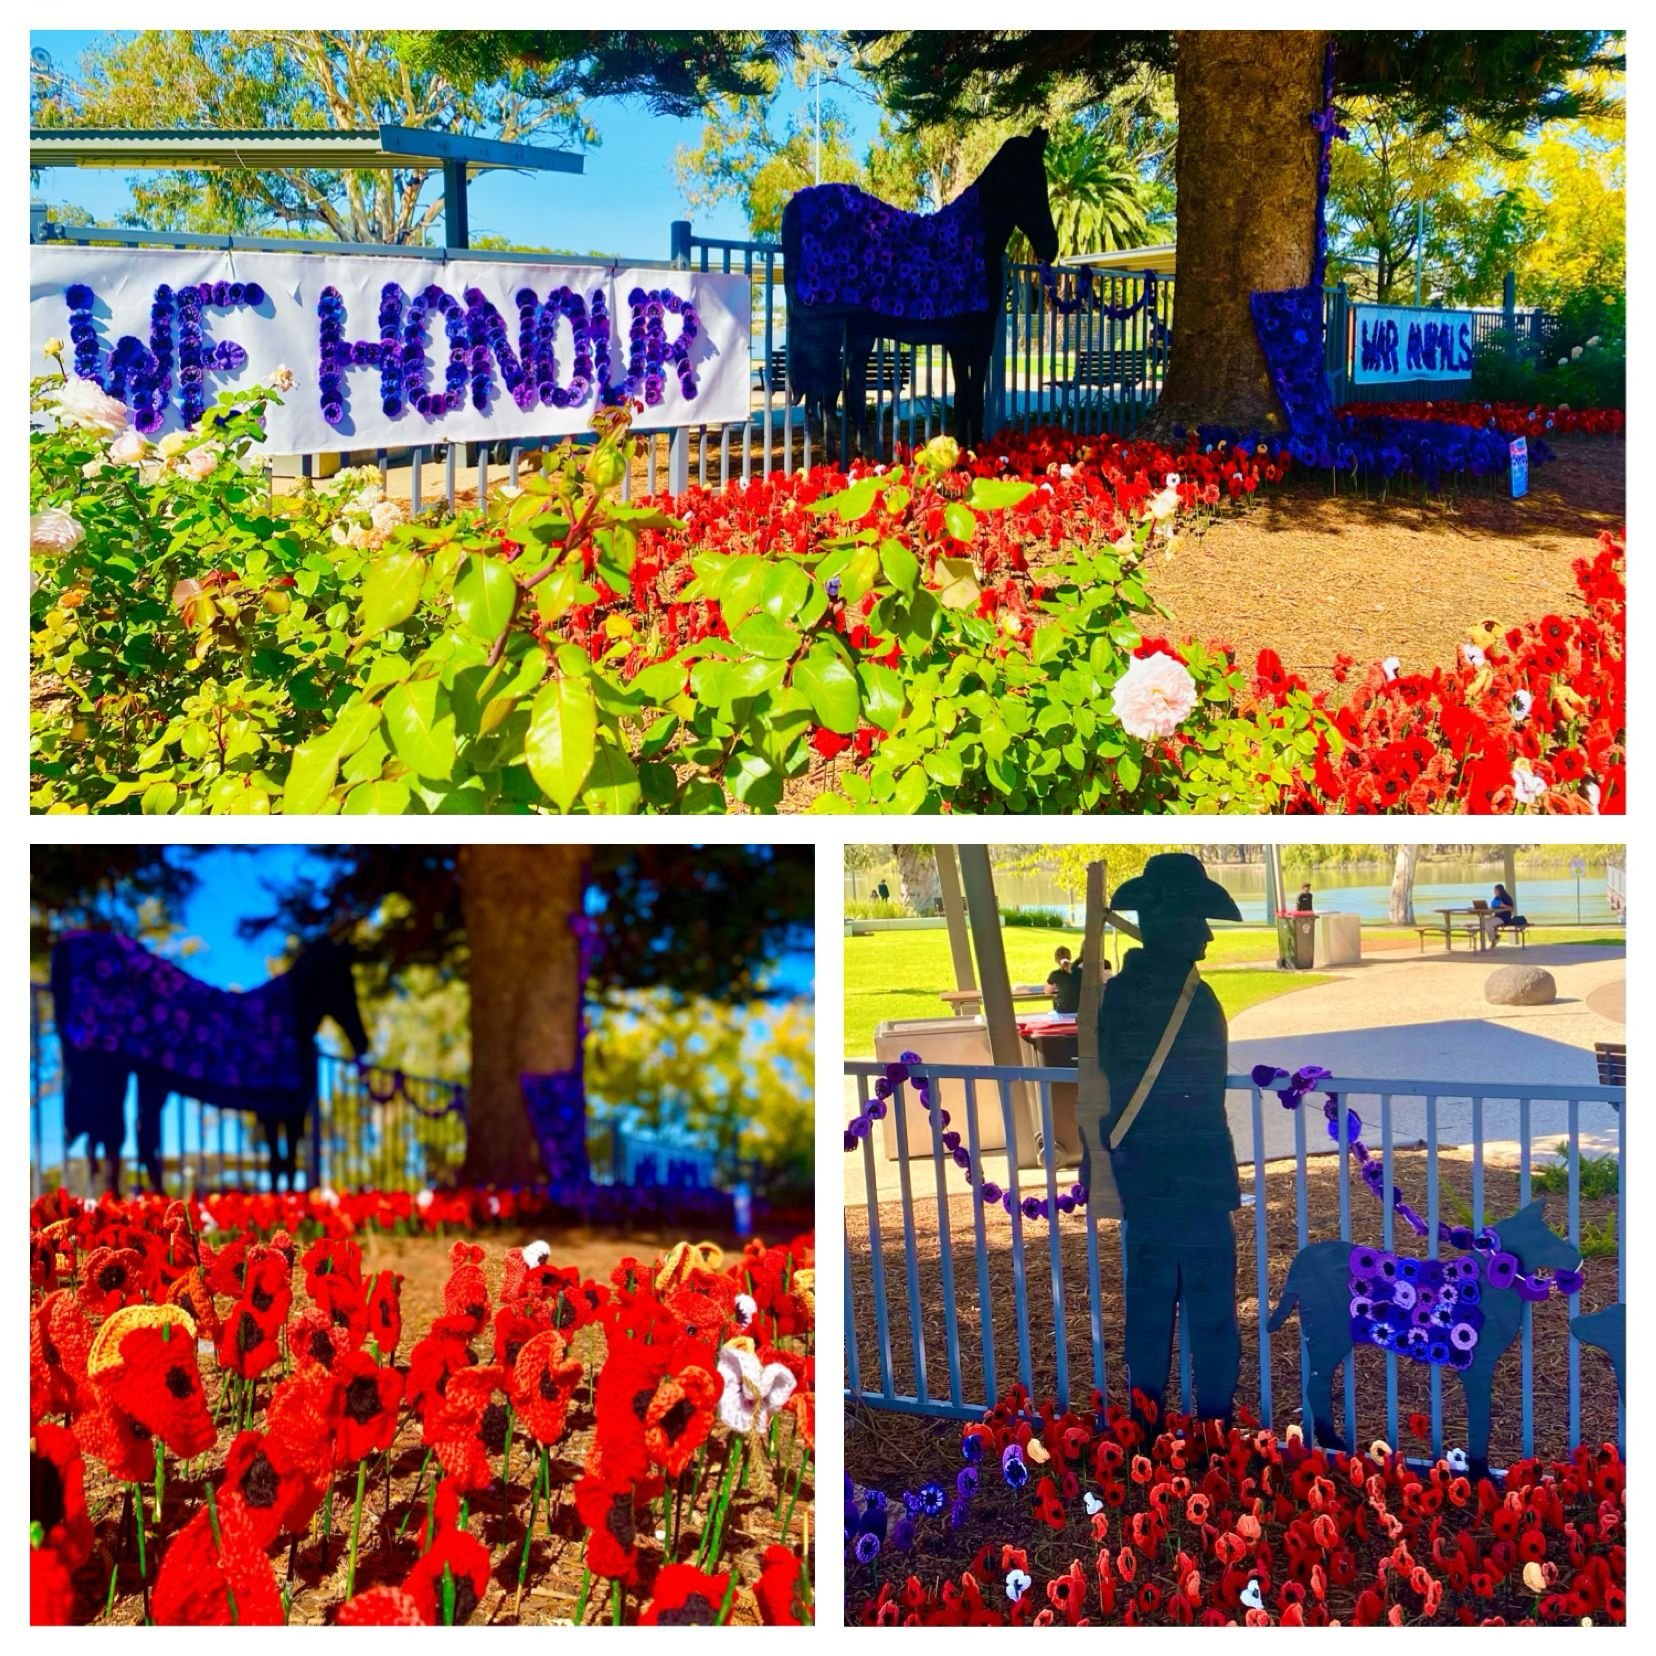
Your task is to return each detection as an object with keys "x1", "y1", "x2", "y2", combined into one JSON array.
[{"x1": 1079, "y1": 854, "x2": 1243, "y2": 1429}]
